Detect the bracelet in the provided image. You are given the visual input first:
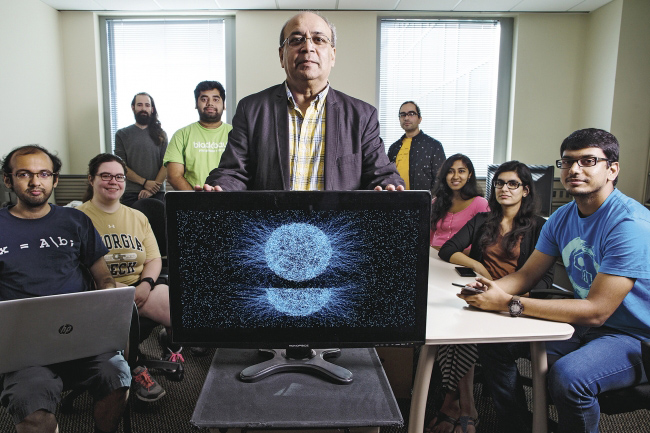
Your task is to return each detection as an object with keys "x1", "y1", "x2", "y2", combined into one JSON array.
[{"x1": 142, "y1": 179, "x2": 148, "y2": 187}]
